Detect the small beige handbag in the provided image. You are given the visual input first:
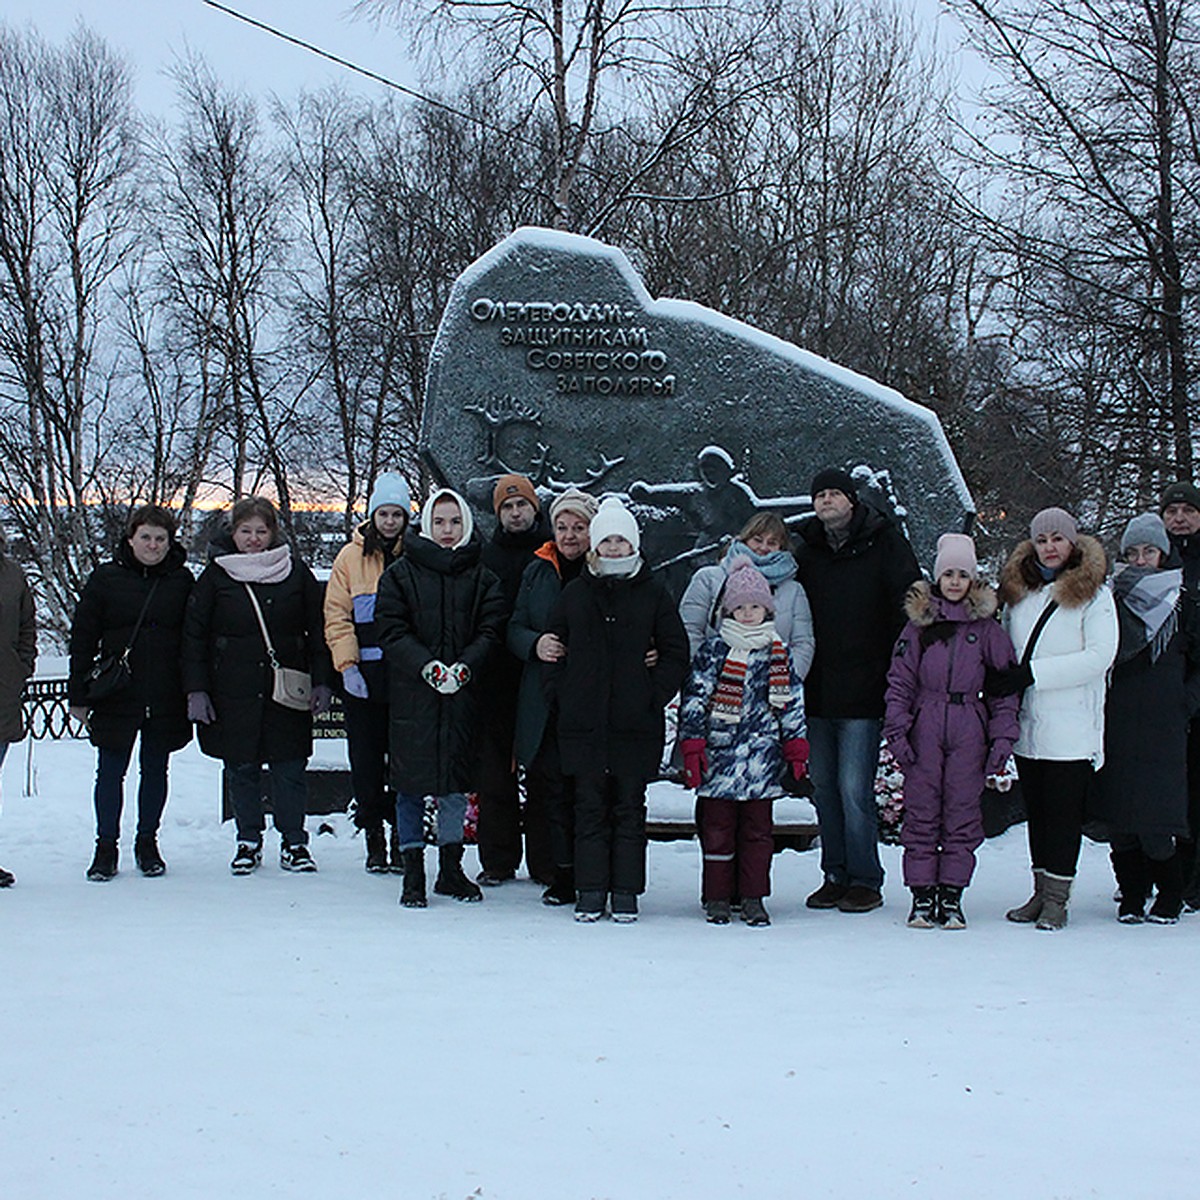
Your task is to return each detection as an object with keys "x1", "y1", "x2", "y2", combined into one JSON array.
[{"x1": 243, "y1": 584, "x2": 312, "y2": 712}]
